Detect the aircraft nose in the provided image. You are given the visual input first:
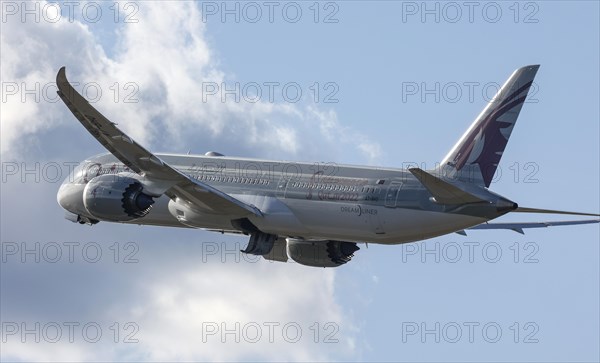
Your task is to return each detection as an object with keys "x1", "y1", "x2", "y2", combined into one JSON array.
[
  {"x1": 57, "y1": 183, "x2": 71, "y2": 210},
  {"x1": 57, "y1": 182, "x2": 85, "y2": 213}
]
